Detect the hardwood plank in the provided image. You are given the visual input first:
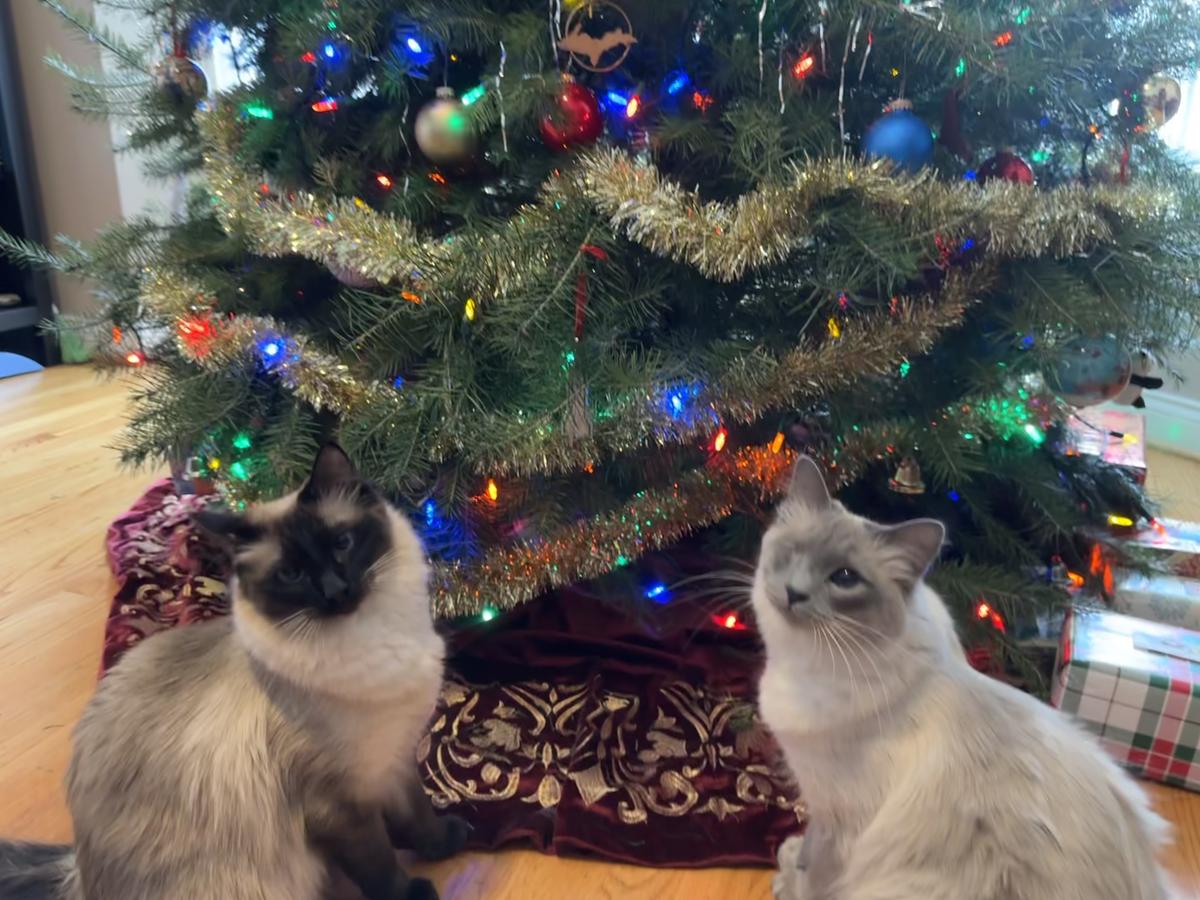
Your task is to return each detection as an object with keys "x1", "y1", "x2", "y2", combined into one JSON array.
[{"x1": 1, "y1": 365, "x2": 1199, "y2": 898}]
